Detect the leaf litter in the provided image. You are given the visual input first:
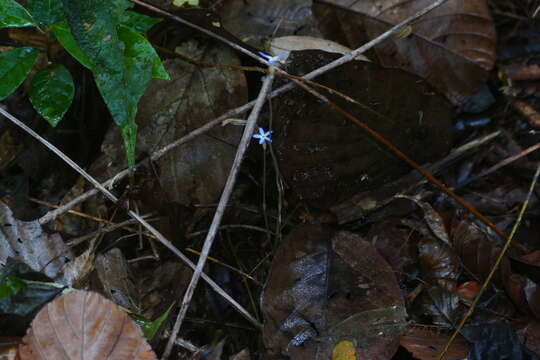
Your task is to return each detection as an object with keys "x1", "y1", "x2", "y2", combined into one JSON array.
[{"x1": 3, "y1": 0, "x2": 540, "y2": 358}]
